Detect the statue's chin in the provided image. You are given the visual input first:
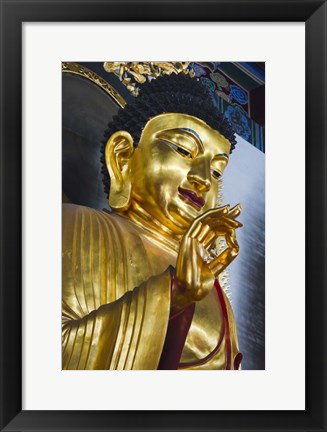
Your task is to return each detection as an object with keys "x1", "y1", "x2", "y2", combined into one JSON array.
[
  {"x1": 122, "y1": 198, "x2": 199, "y2": 238},
  {"x1": 167, "y1": 205, "x2": 198, "y2": 234}
]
